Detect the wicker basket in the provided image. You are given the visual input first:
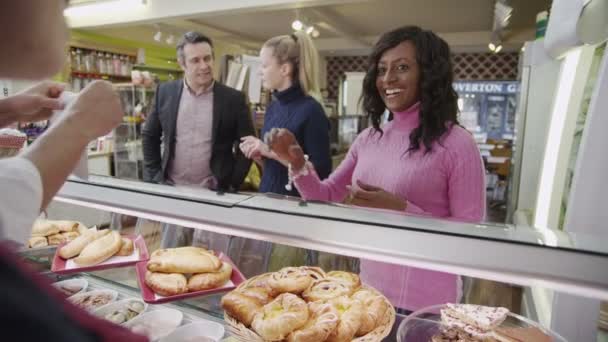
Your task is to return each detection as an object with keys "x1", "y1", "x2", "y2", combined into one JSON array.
[{"x1": 224, "y1": 273, "x2": 396, "y2": 342}]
